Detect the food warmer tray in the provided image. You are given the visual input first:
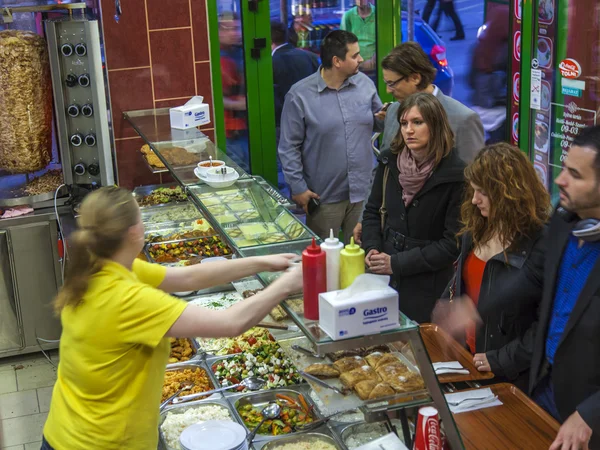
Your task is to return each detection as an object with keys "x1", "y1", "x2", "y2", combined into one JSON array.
[
  {"x1": 132, "y1": 183, "x2": 188, "y2": 209},
  {"x1": 166, "y1": 338, "x2": 201, "y2": 369},
  {"x1": 254, "y1": 430, "x2": 343, "y2": 450},
  {"x1": 158, "y1": 397, "x2": 245, "y2": 450},
  {"x1": 163, "y1": 360, "x2": 222, "y2": 403},
  {"x1": 228, "y1": 386, "x2": 322, "y2": 443}
]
